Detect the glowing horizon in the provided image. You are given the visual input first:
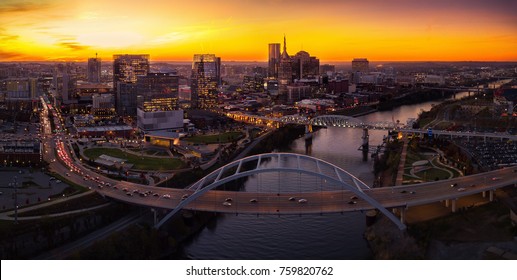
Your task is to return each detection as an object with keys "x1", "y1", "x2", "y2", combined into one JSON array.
[{"x1": 1, "y1": 0, "x2": 516, "y2": 62}]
